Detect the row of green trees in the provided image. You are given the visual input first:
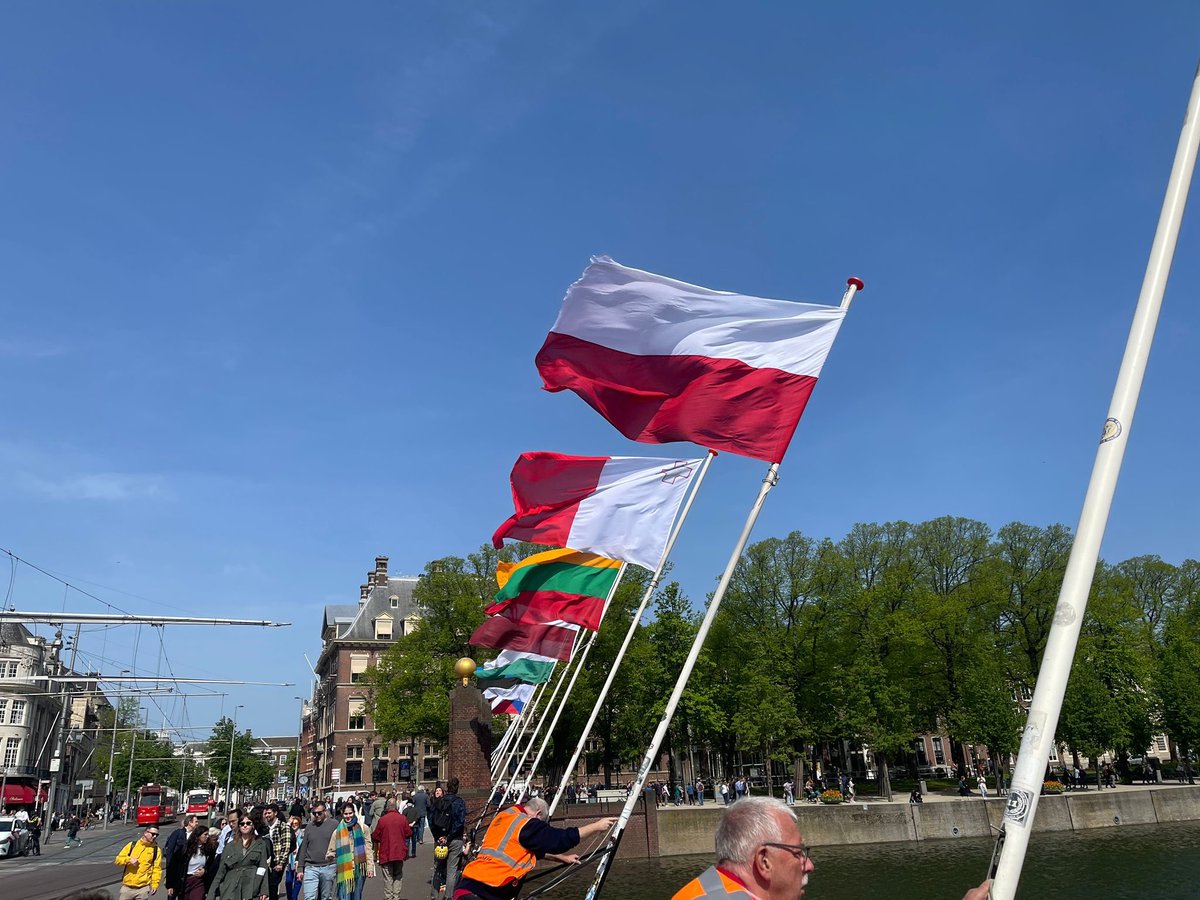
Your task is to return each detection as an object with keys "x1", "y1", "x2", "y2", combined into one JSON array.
[
  {"x1": 92, "y1": 700, "x2": 275, "y2": 802},
  {"x1": 365, "y1": 517, "x2": 1200, "y2": 788}
]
